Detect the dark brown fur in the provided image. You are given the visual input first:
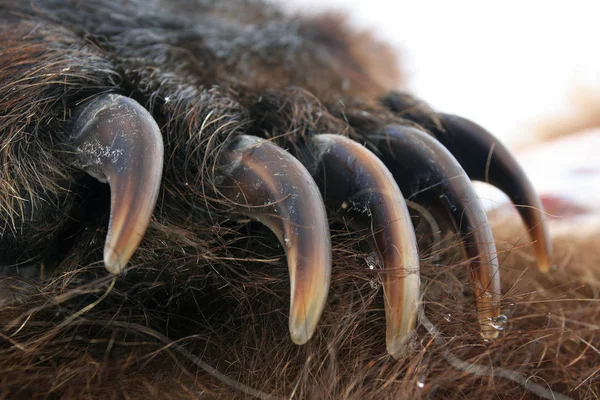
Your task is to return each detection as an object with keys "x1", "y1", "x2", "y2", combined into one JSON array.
[{"x1": 0, "y1": 1, "x2": 598, "y2": 398}]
